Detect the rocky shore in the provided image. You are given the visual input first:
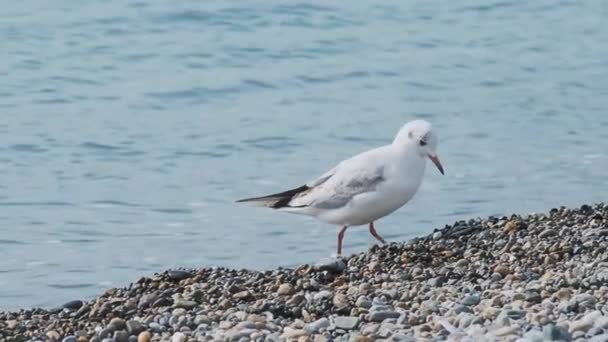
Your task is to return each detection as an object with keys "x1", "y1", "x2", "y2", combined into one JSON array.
[{"x1": 2, "y1": 203, "x2": 608, "y2": 342}]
